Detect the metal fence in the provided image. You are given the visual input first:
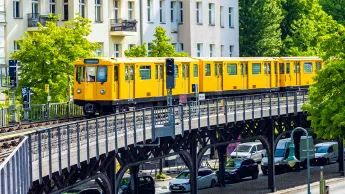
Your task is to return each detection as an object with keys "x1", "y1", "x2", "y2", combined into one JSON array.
[
  {"x1": 0, "y1": 136, "x2": 30, "y2": 194},
  {"x1": 0, "y1": 102, "x2": 84, "y2": 127}
]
